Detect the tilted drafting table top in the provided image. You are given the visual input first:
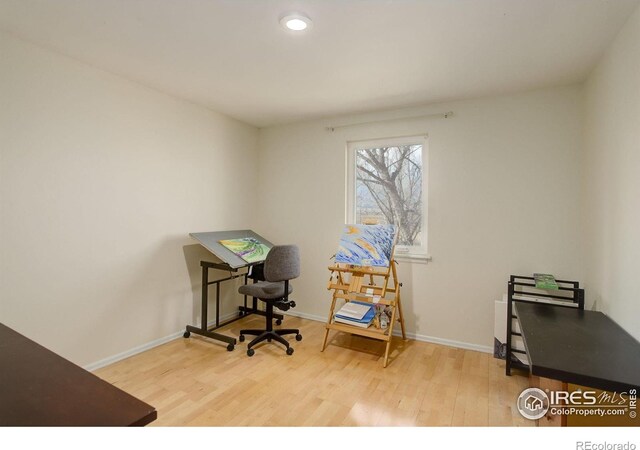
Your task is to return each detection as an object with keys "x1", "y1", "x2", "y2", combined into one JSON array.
[{"x1": 189, "y1": 229, "x2": 274, "y2": 269}]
